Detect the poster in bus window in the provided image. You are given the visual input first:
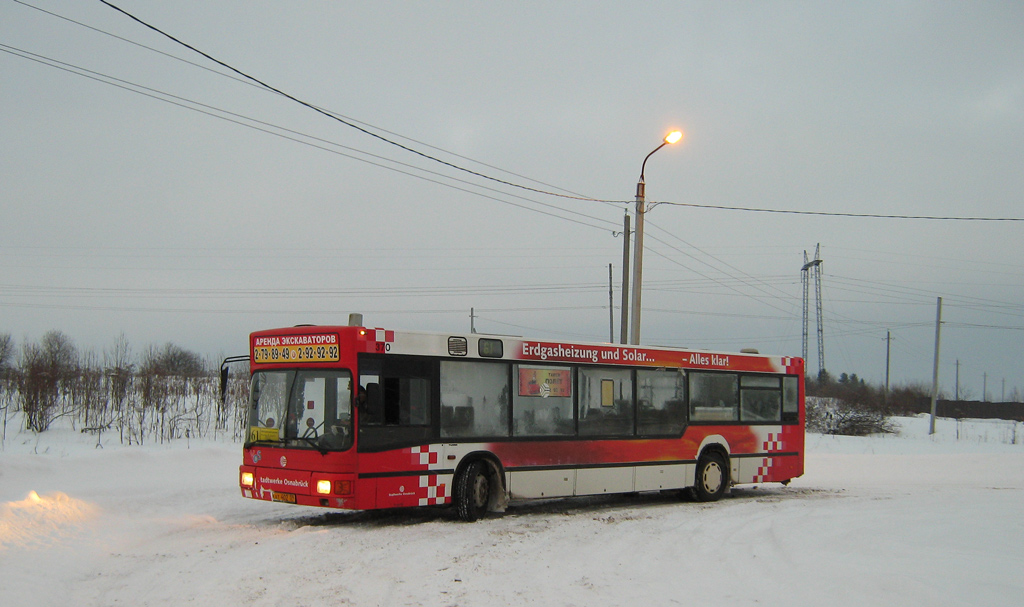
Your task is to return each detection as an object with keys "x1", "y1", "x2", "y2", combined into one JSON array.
[{"x1": 518, "y1": 367, "x2": 571, "y2": 398}]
